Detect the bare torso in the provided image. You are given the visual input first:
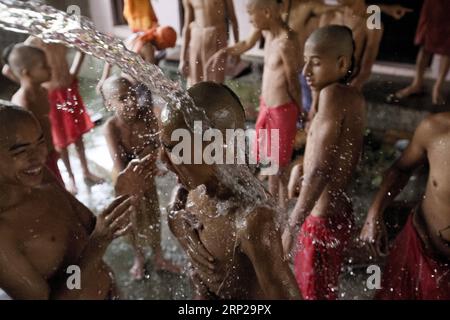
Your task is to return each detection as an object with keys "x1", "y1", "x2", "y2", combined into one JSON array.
[
  {"x1": 189, "y1": 0, "x2": 228, "y2": 30},
  {"x1": 25, "y1": 38, "x2": 72, "y2": 91},
  {"x1": 262, "y1": 29, "x2": 301, "y2": 107},
  {"x1": 421, "y1": 114, "x2": 450, "y2": 245},
  {"x1": 0, "y1": 184, "x2": 112, "y2": 298},
  {"x1": 108, "y1": 113, "x2": 159, "y2": 162},
  {"x1": 305, "y1": 84, "x2": 365, "y2": 218},
  {"x1": 12, "y1": 87, "x2": 54, "y2": 153},
  {"x1": 289, "y1": 1, "x2": 322, "y2": 62},
  {"x1": 185, "y1": 188, "x2": 266, "y2": 299}
]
